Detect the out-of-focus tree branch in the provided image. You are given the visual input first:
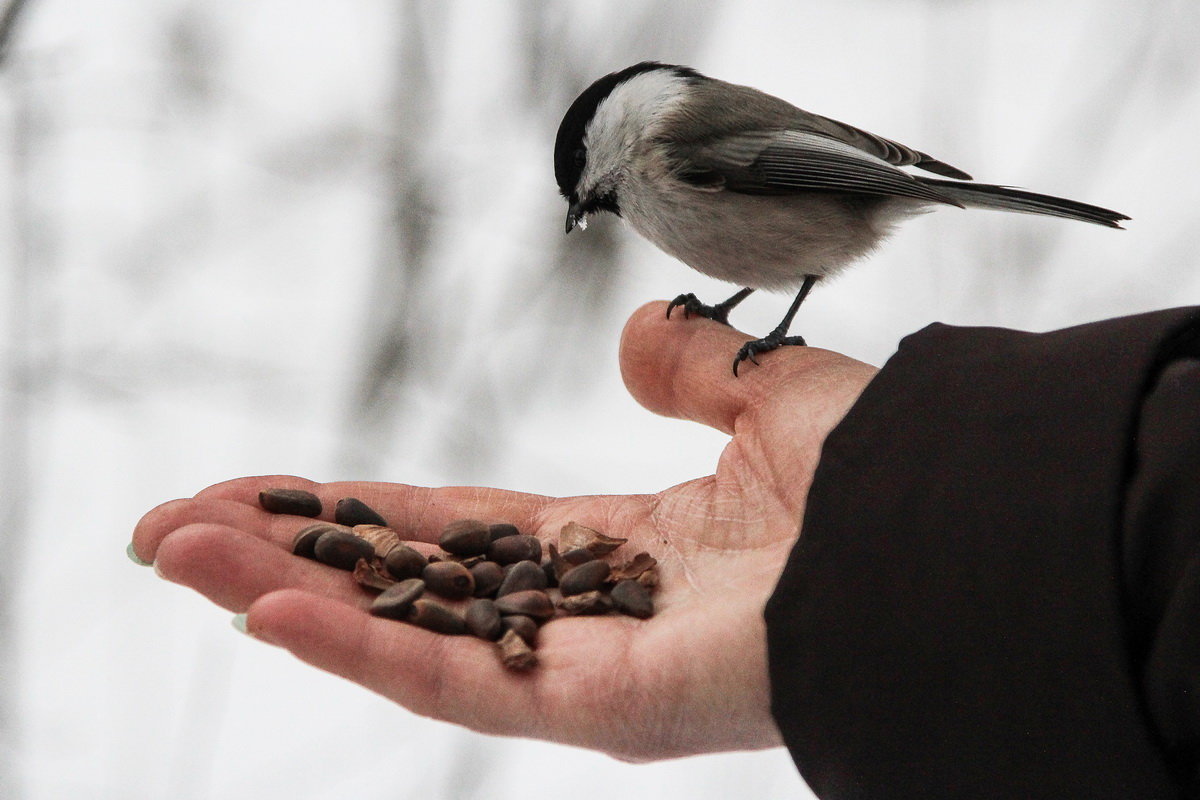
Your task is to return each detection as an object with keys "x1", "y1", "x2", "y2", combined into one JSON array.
[{"x1": 0, "y1": 0, "x2": 30, "y2": 68}]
